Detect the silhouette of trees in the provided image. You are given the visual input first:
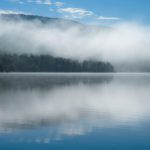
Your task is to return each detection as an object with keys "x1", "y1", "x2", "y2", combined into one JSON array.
[{"x1": 0, "y1": 54, "x2": 114, "y2": 72}]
